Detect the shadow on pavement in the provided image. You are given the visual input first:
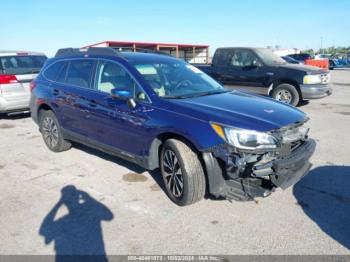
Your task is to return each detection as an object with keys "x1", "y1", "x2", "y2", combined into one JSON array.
[
  {"x1": 39, "y1": 185, "x2": 114, "y2": 262},
  {"x1": 0, "y1": 112, "x2": 30, "y2": 120},
  {"x1": 297, "y1": 100, "x2": 310, "y2": 108},
  {"x1": 293, "y1": 165, "x2": 350, "y2": 250}
]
